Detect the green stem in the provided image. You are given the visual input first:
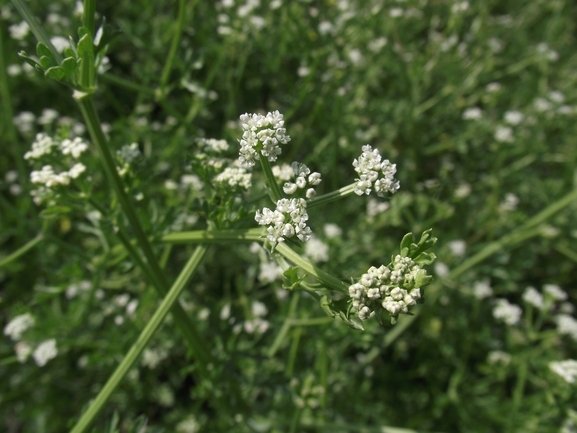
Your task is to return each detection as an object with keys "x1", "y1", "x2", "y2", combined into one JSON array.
[
  {"x1": 10, "y1": 0, "x2": 62, "y2": 63},
  {"x1": 82, "y1": 0, "x2": 96, "y2": 38},
  {"x1": 158, "y1": 0, "x2": 189, "y2": 95},
  {"x1": 70, "y1": 246, "x2": 207, "y2": 433},
  {"x1": 161, "y1": 228, "x2": 348, "y2": 293},
  {"x1": 259, "y1": 153, "x2": 284, "y2": 202},
  {"x1": 161, "y1": 228, "x2": 264, "y2": 244},
  {"x1": 307, "y1": 183, "x2": 357, "y2": 209},
  {"x1": 0, "y1": 233, "x2": 44, "y2": 268},
  {"x1": 77, "y1": 96, "x2": 216, "y2": 364},
  {"x1": 275, "y1": 243, "x2": 349, "y2": 294},
  {"x1": 0, "y1": 26, "x2": 27, "y2": 182}
]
